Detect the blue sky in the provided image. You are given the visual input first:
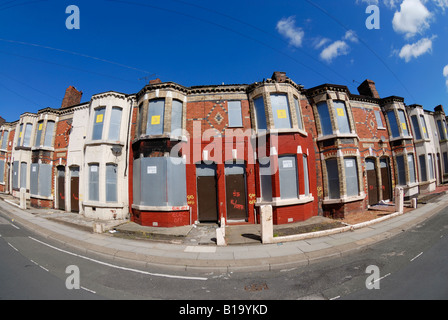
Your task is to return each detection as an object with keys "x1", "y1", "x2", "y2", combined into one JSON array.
[{"x1": 0, "y1": 0, "x2": 447, "y2": 122}]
